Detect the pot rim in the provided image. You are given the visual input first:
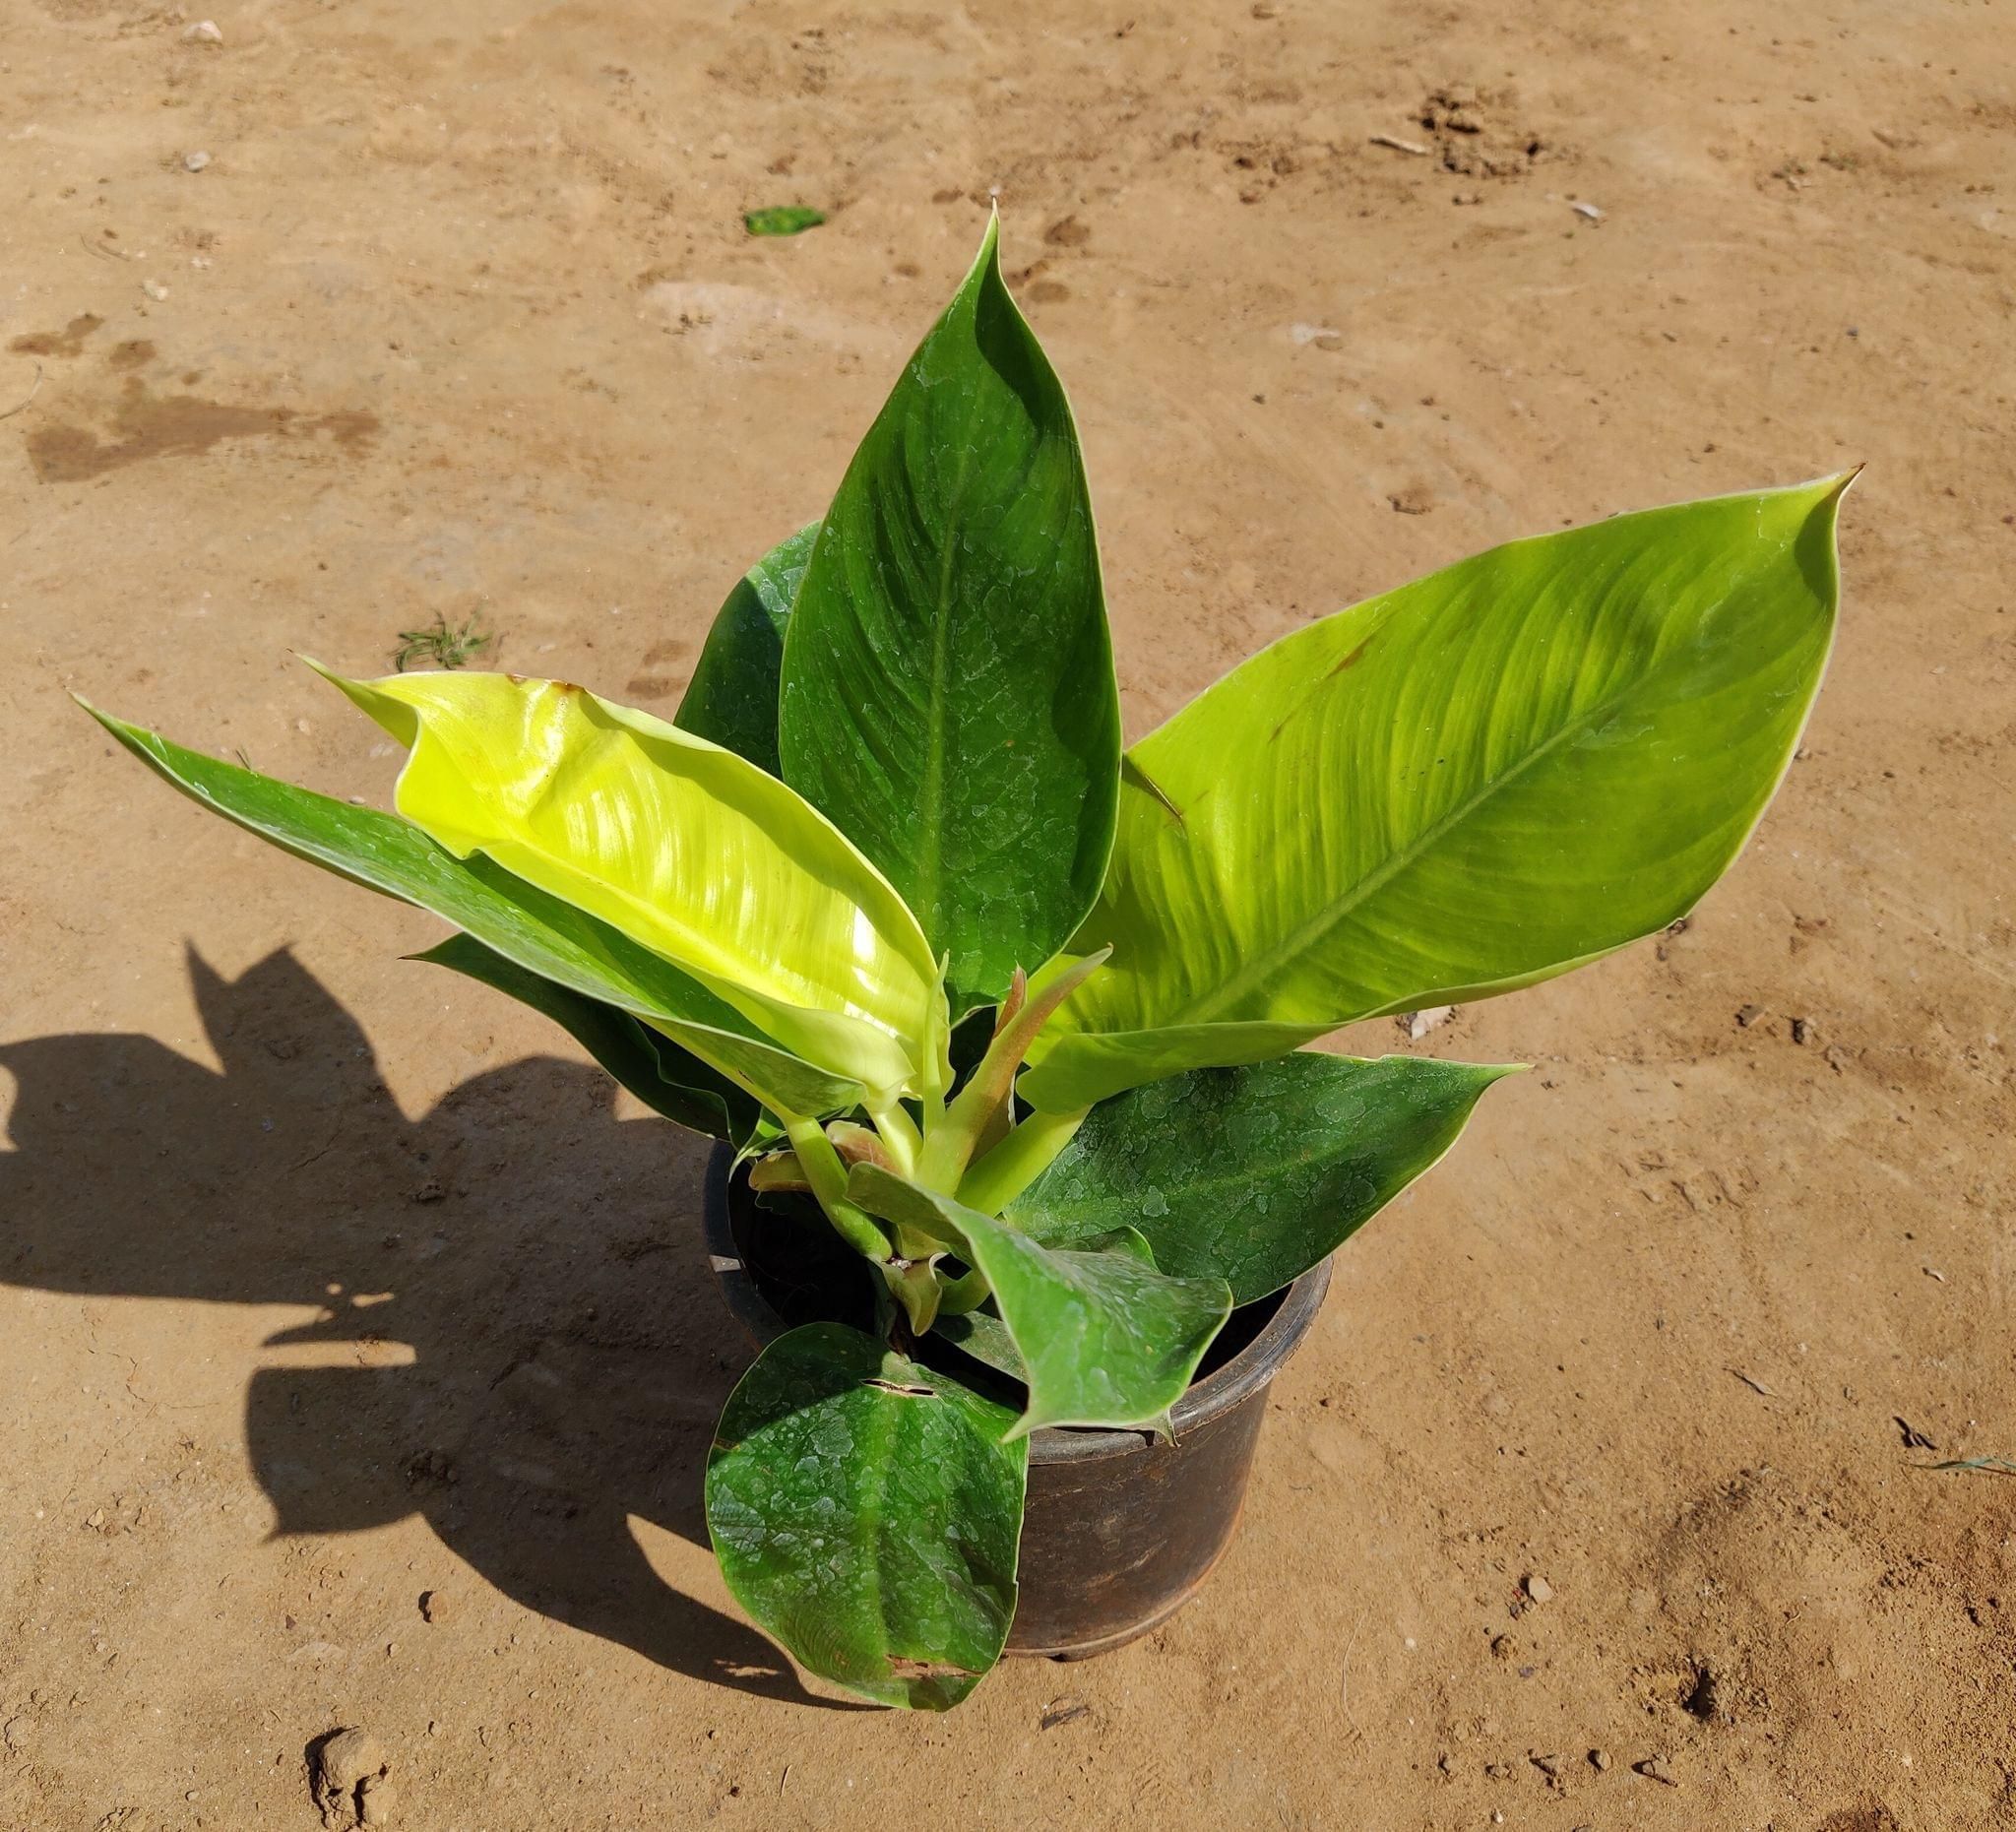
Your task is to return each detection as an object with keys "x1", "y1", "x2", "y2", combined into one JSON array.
[{"x1": 701, "y1": 1141, "x2": 1333, "y2": 1466}]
